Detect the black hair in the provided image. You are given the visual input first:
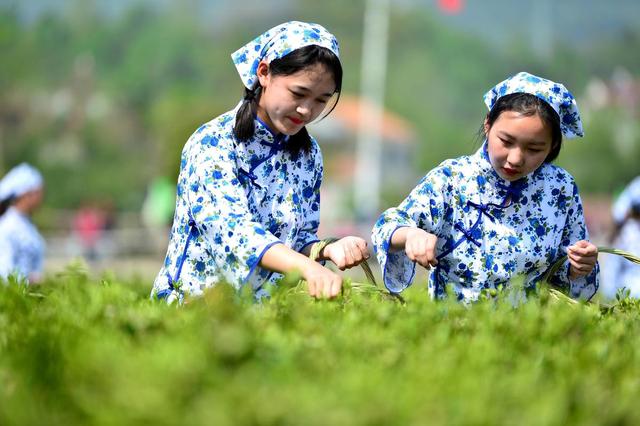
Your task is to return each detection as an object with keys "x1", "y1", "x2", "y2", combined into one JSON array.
[
  {"x1": 0, "y1": 196, "x2": 13, "y2": 216},
  {"x1": 482, "y1": 93, "x2": 563, "y2": 163},
  {"x1": 610, "y1": 201, "x2": 640, "y2": 243},
  {"x1": 233, "y1": 44, "x2": 343, "y2": 155}
]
